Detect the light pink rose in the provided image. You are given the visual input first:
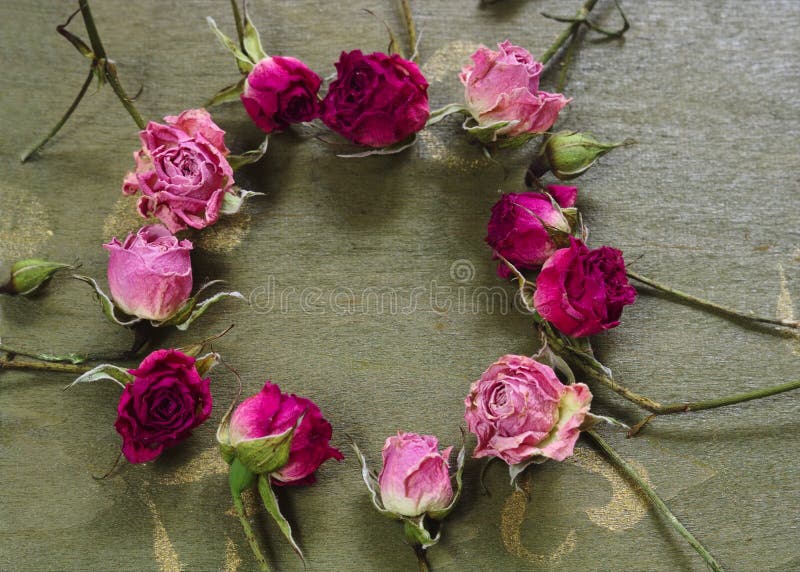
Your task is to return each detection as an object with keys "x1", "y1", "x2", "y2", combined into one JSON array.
[
  {"x1": 122, "y1": 108, "x2": 234, "y2": 233},
  {"x1": 103, "y1": 224, "x2": 193, "y2": 320},
  {"x1": 378, "y1": 432, "x2": 454, "y2": 517},
  {"x1": 460, "y1": 41, "x2": 570, "y2": 137},
  {"x1": 464, "y1": 355, "x2": 592, "y2": 465}
]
